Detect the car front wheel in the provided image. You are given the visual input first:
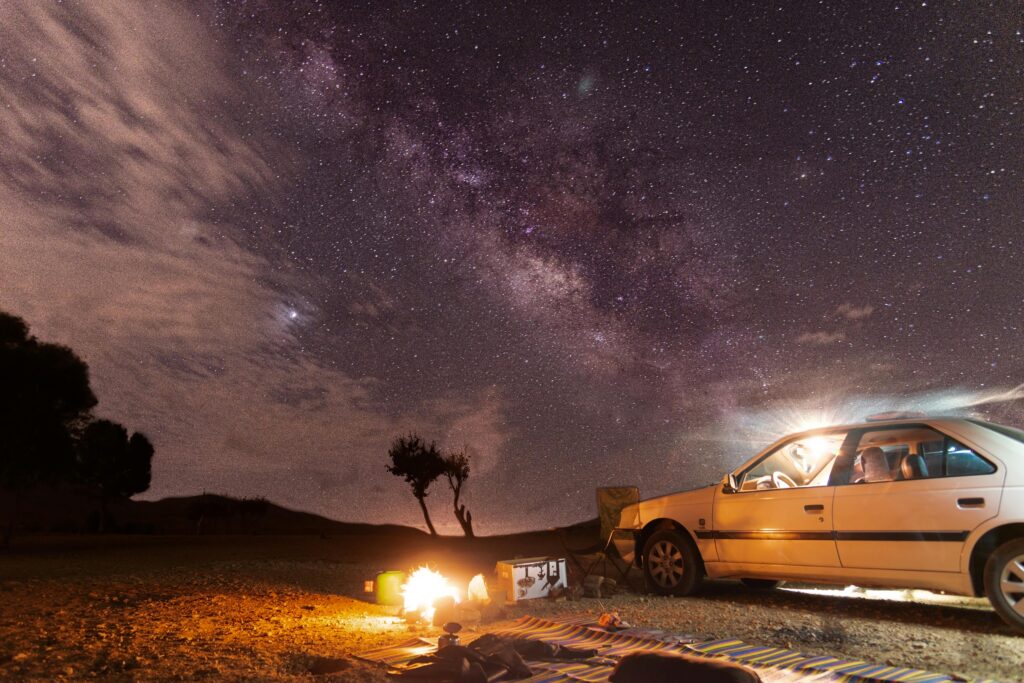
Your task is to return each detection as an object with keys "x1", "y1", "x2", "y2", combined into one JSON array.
[
  {"x1": 643, "y1": 528, "x2": 703, "y2": 596},
  {"x1": 983, "y1": 537, "x2": 1024, "y2": 634}
]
